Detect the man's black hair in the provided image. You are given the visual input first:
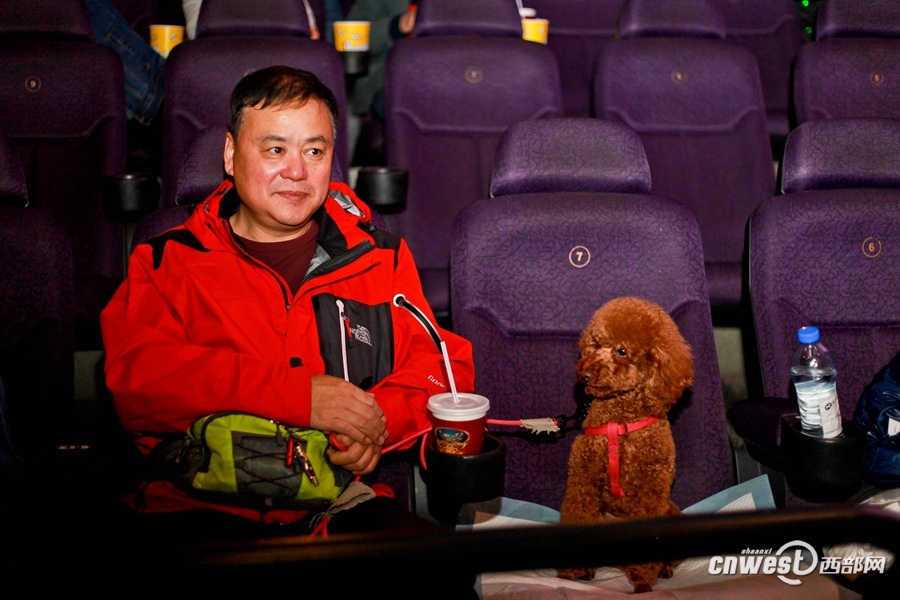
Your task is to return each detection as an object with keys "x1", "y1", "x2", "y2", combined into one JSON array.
[{"x1": 228, "y1": 65, "x2": 339, "y2": 139}]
